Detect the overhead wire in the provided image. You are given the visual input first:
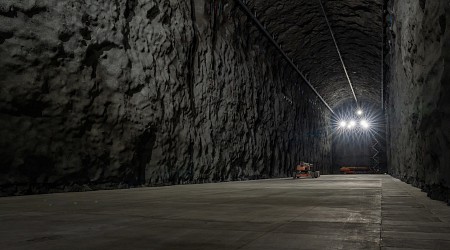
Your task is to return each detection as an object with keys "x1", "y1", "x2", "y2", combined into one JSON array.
[
  {"x1": 235, "y1": 0, "x2": 335, "y2": 114},
  {"x1": 318, "y1": 0, "x2": 359, "y2": 107}
]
